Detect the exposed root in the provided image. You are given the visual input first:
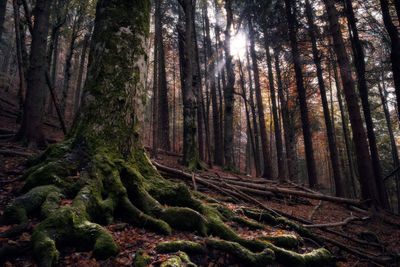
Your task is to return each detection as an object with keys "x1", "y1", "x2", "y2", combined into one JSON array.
[
  {"x1": 205, "y1": 238, "x2": 275, "y2": 267},
  {"x1": 259, "y1": 234, "x2": 299, "y2": 248},
  {"x1": 1, "y1": 141, "x2": 335, "y2": 266},
  {"x1": 156, "y1": 241, "x2": 206, "y2": 254}
]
